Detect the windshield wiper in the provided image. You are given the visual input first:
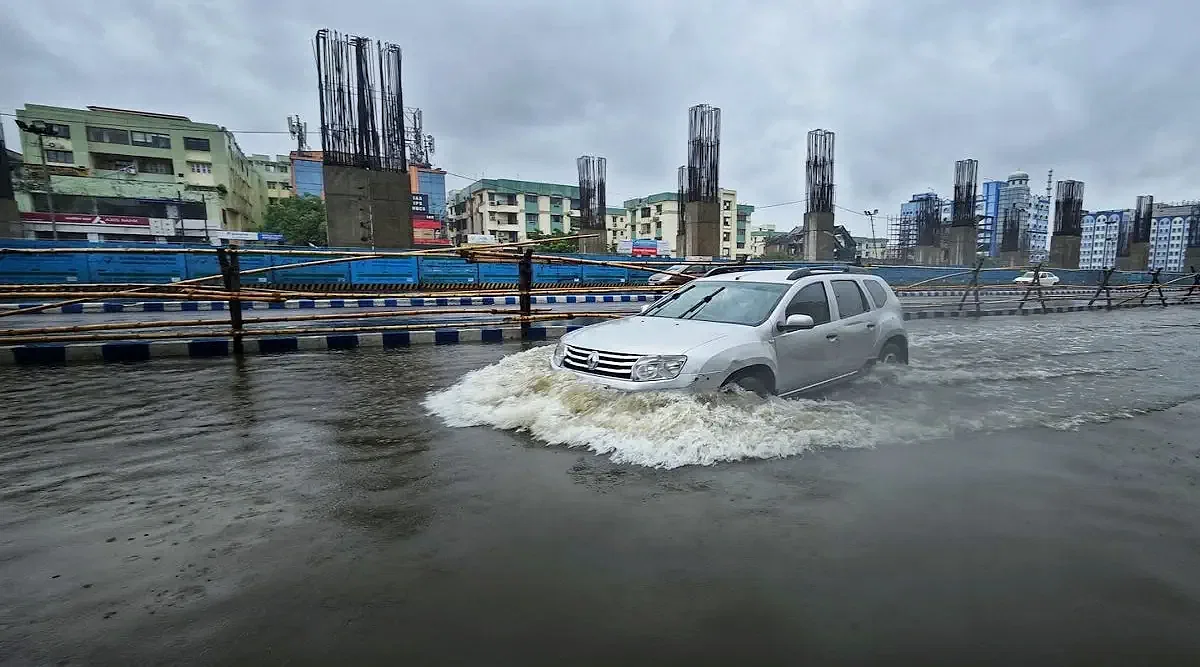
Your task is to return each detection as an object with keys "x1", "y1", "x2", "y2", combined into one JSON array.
[
  {"x1": 677, "y1": 286, "x2": 726, "y2": 320},
  {"x1": 643, "y1": 285, "x2": 693, "y2": 315}
]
